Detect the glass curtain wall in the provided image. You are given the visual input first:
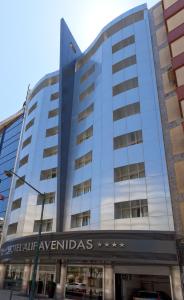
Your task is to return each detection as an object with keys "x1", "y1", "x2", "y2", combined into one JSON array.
[{"x1": 0, "y1": 115, "x2": 23, "y2": 218}]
